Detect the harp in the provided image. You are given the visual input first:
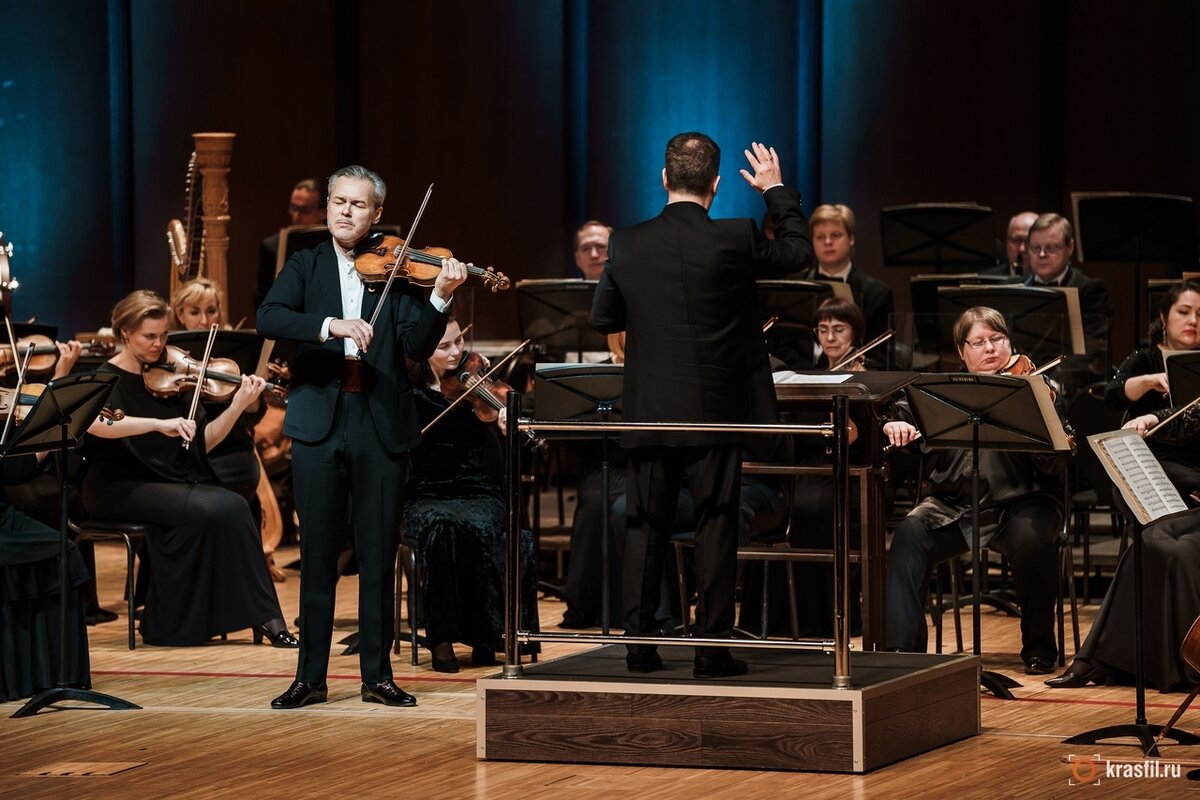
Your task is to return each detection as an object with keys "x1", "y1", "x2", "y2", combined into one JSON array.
[{"x1": 166, "y1": 132, "x2": 235, "y2": 298}]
